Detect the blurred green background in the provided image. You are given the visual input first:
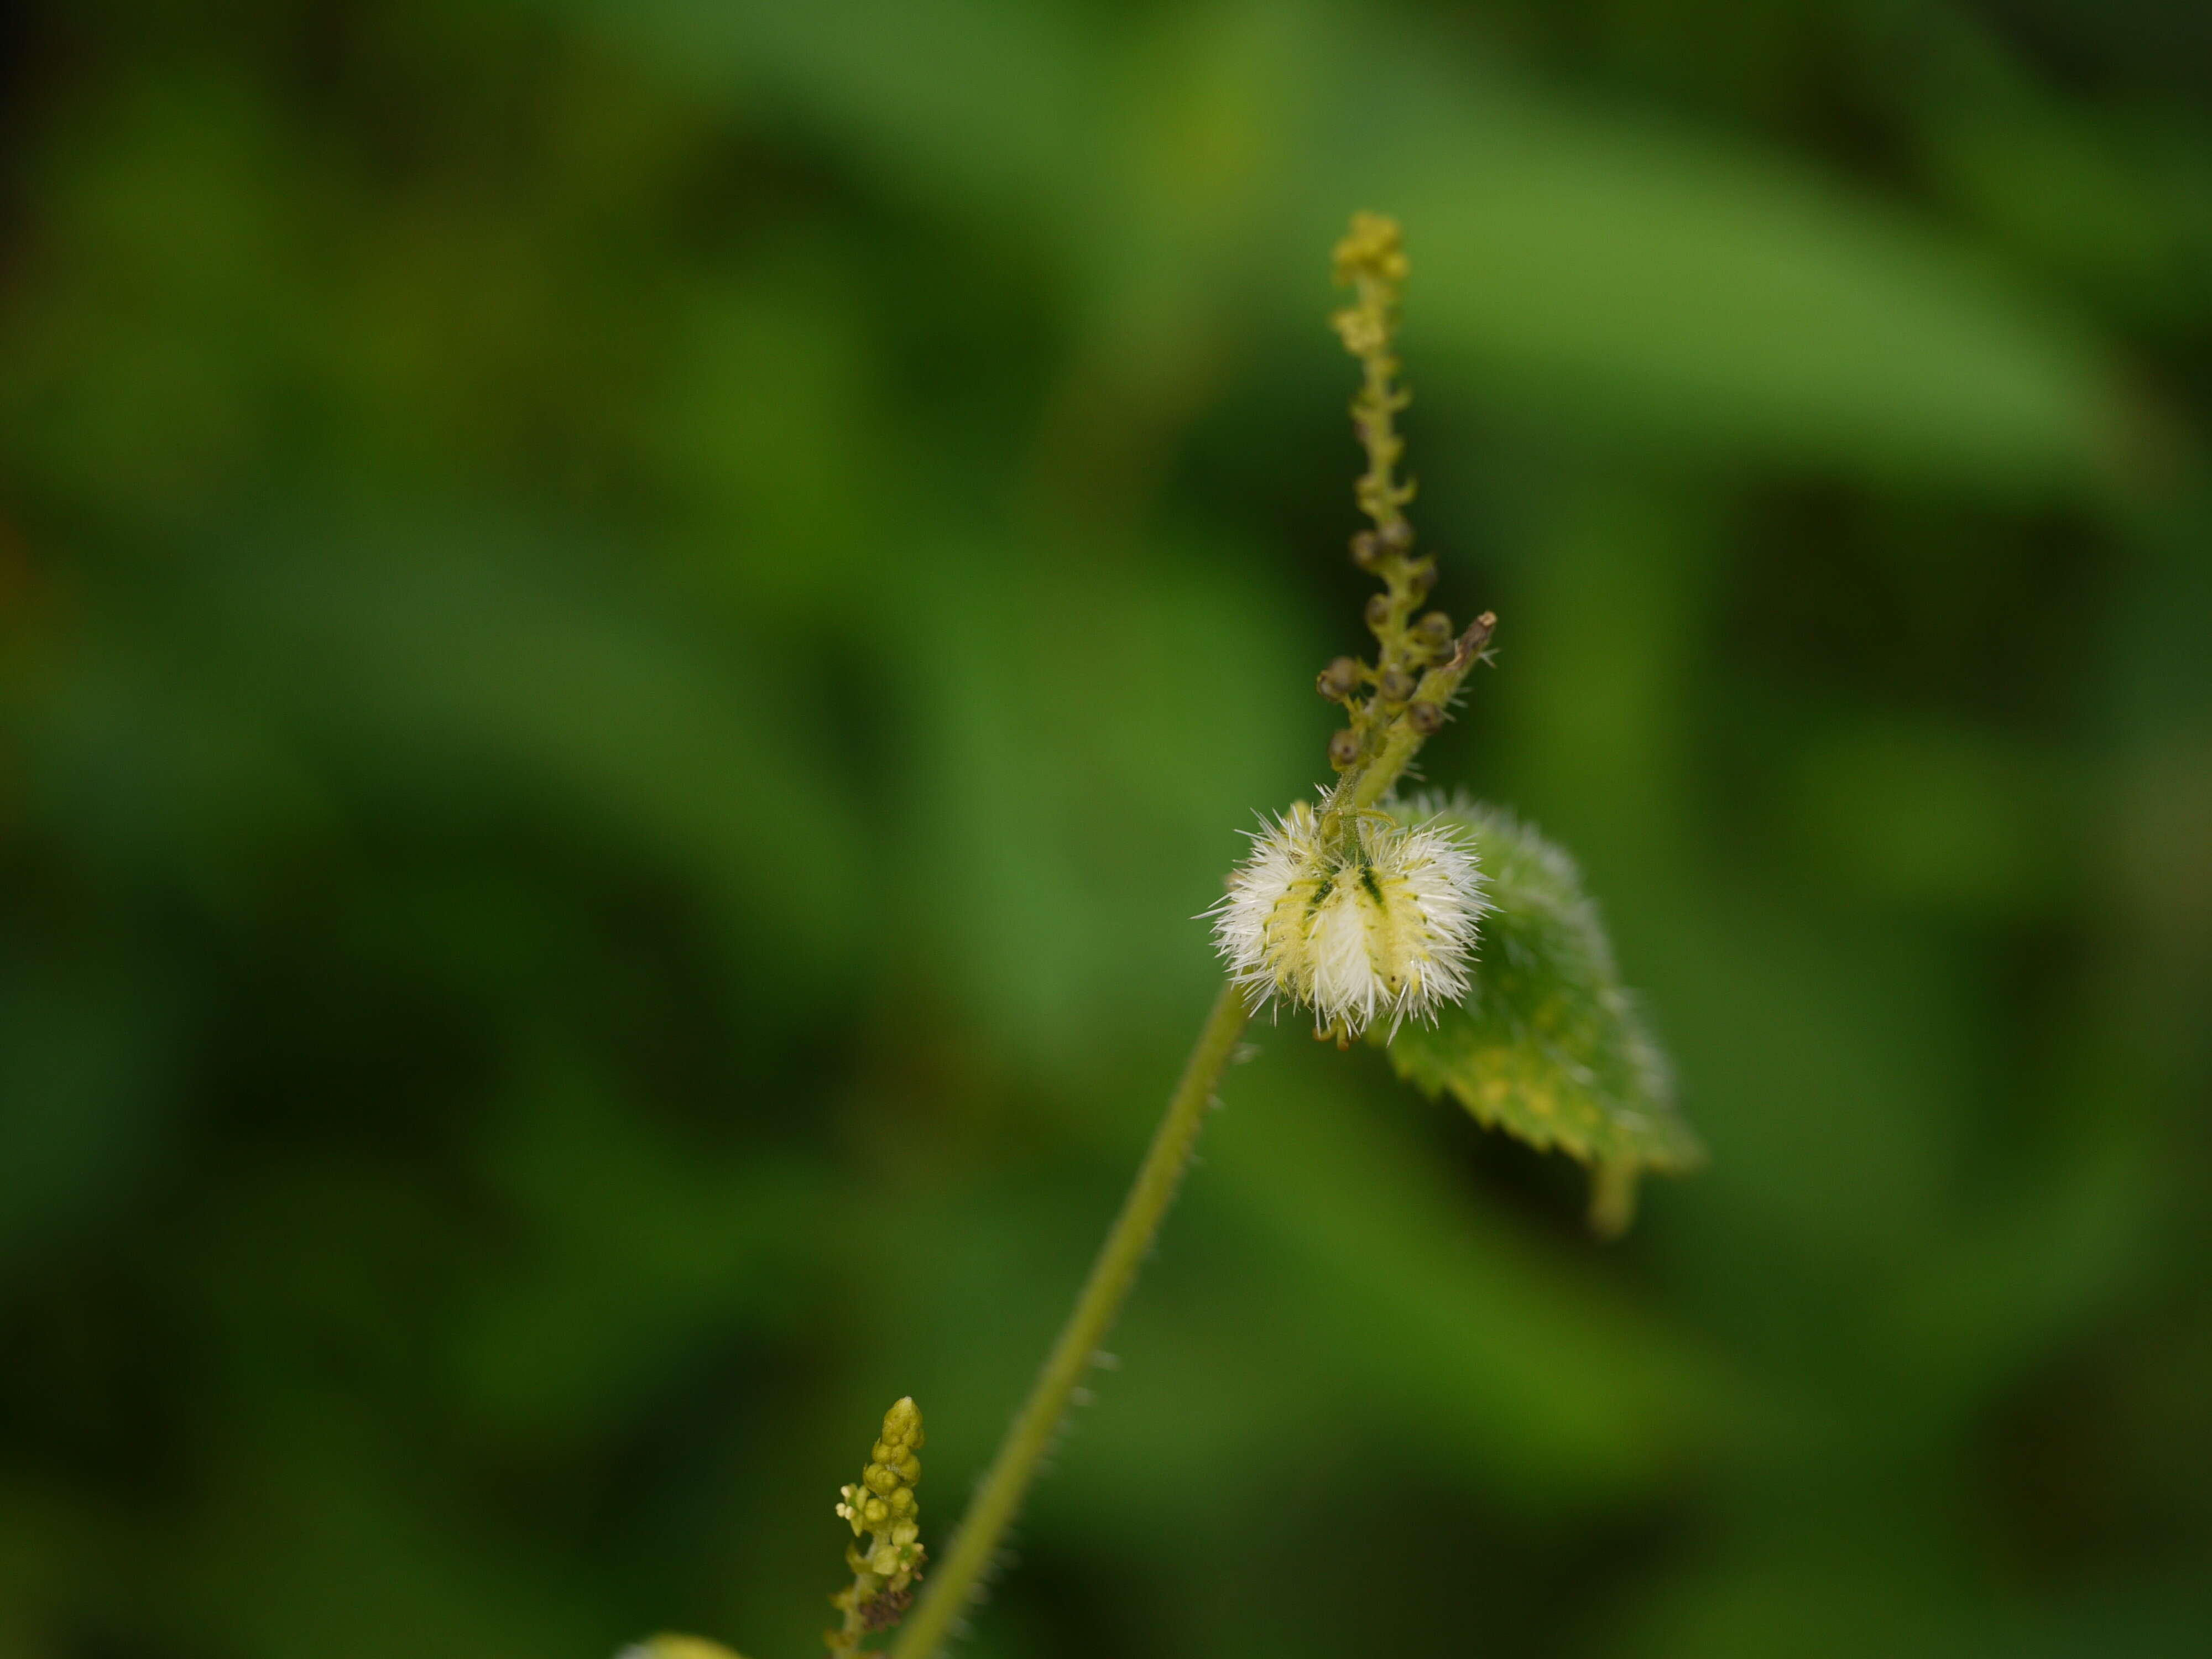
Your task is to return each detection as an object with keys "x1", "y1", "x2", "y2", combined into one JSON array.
[{"x1": 3, "y1": 1, "x2": 2210, "y2": 1655}]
